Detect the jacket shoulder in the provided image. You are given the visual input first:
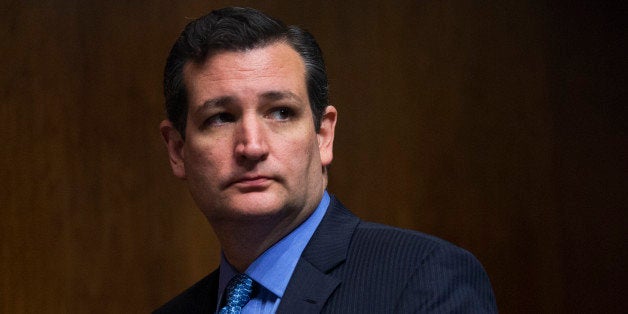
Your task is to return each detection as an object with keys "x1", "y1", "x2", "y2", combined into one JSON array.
[
  {"x1": 346, "y1": 222, "x2": 497, "y2": 313},
  {"x1": 351, "y1": 221, "x2": 460, "y2": 262}
]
